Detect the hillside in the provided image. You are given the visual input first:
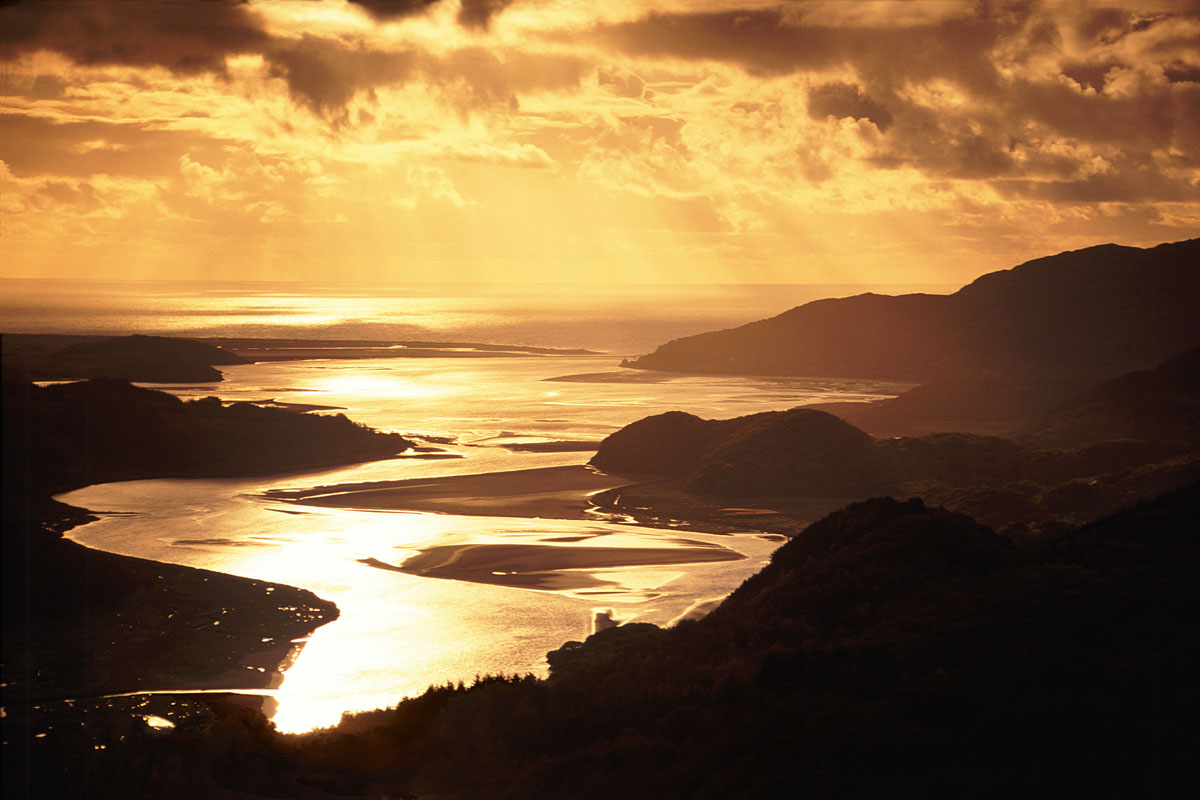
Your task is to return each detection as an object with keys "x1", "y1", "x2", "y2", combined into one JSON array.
[
  {"x1": 3, "y1": 378, "x2": 411, "y2": 494},
  {"x1": 589, "y1": 380, "x2": 1200, "y2": 535},
  {"x1": 1, "y1": 333, "x2": 247, "y2": 383},
  {"x1": 1021, "y1": 345, "x2": 1200, "y2": 447},
  {"x1": 628, "y1": 239, "x2": 1200, "y2": 383}
]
